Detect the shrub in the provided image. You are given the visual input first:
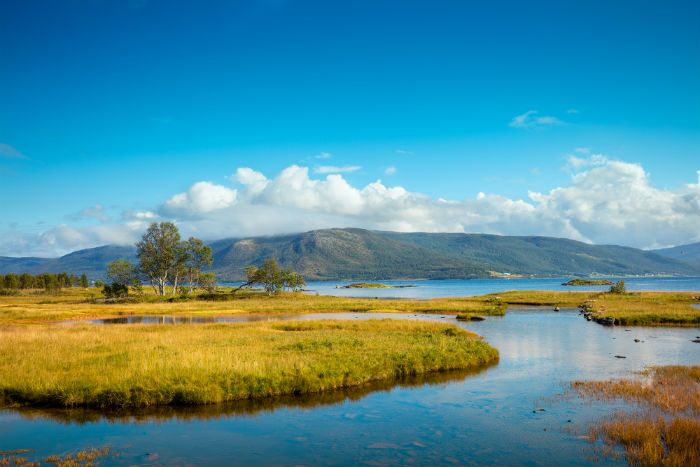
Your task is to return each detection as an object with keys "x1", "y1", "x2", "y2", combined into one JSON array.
[{"x1": 609, "y1": 280, "x2": 627, "y2": 294}]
